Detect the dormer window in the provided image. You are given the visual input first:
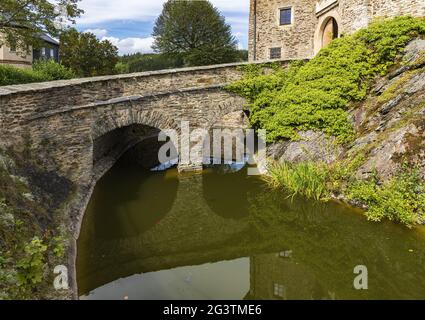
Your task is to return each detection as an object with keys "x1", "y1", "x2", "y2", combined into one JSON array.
[{"x1": 280, "y1": 7, "x2": 292, "y2": 25}]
